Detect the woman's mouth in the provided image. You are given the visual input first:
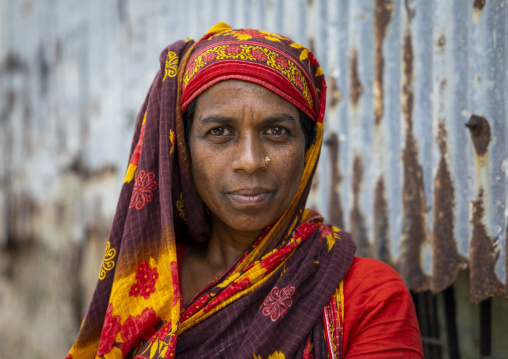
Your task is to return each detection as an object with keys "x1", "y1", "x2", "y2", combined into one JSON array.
[{"x1": 227, "y1": 188, "x2": 273, "y2": 206}]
